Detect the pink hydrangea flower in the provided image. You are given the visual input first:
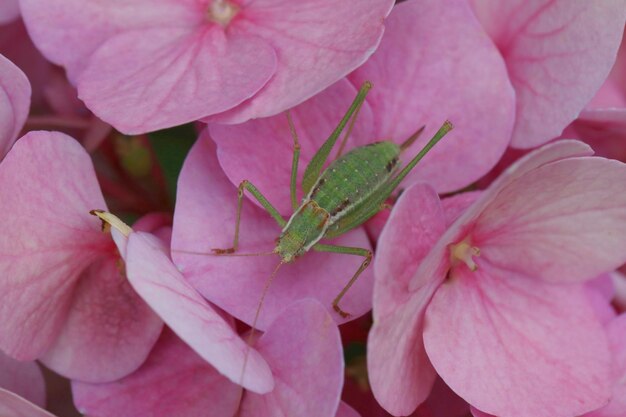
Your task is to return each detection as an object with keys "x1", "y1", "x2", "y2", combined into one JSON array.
[
  {"x1": 0, "y1": 53, "x2": 30, "y2": 159},
  {"x1": 0, "y1": 0, "x2": 18, "y2": 25},
  {"x1": 20, "y1": 0, "x2": 394, "y2": 133},
  {"x1": 470, "y1": 0, "x2": 626, "y2": 148},
  {"x1": 0, "y1": 131, "x2": 163, "y2": 382},
  {"x1": 368, "y1": 140, "x2": 626, "y2": 417}
]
